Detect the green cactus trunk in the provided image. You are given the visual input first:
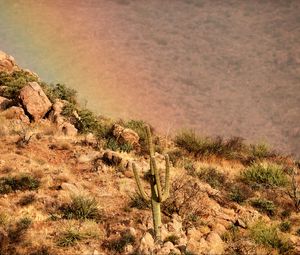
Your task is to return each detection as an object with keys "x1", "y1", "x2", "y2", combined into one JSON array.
[
  {"x1": 151, "y1": 196, "x2": 162, "y2": 241},
  {"x1": 132, "y1": 125, "x2": 170, "y2": 242}
]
